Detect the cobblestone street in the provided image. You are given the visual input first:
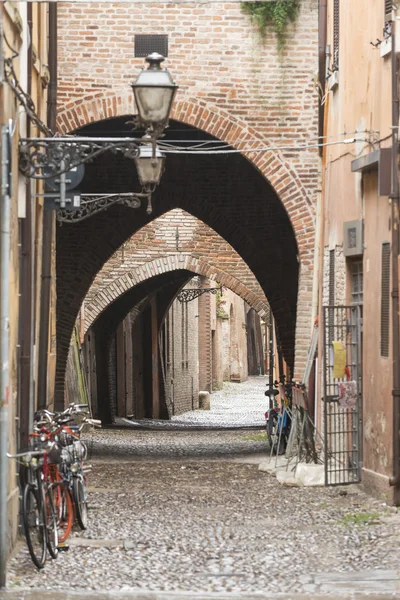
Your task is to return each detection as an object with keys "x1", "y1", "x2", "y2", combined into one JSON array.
[
  {"x1": 4, "y1": 393, "x2": 400, "y2": 599},
  {"x1": 117, "y1": 377, "x2": 268, "y2": 430}
]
